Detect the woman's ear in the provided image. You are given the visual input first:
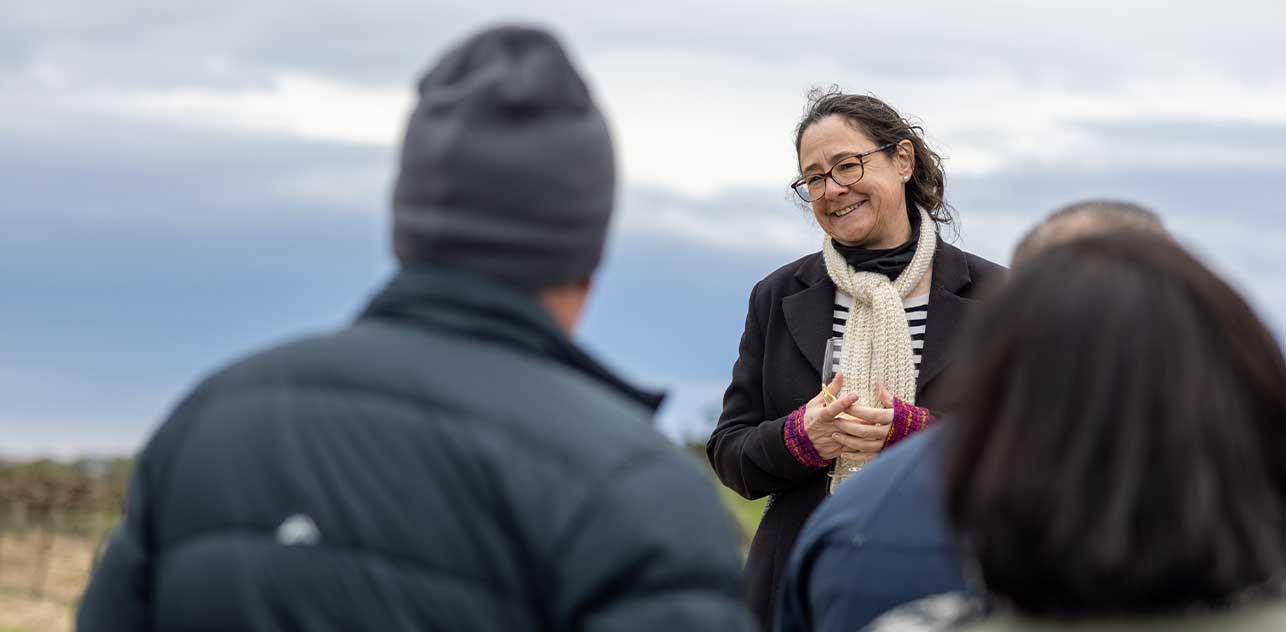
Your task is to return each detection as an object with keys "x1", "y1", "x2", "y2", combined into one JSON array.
[{"x1": 896, "y1": 139, "x2": 916, "y2": 180}]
